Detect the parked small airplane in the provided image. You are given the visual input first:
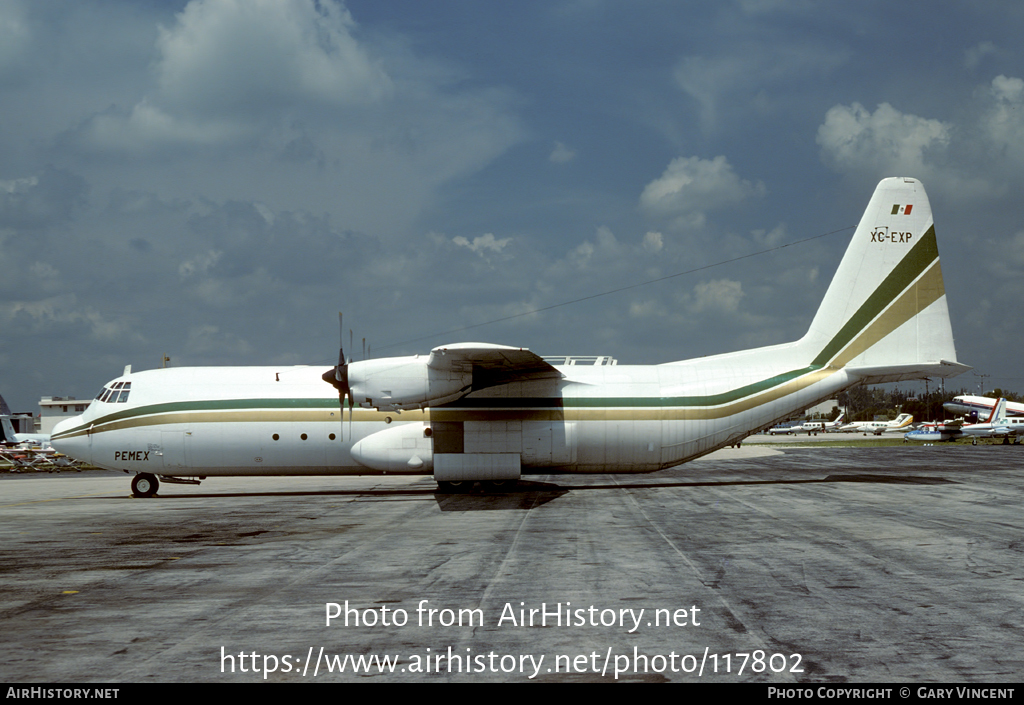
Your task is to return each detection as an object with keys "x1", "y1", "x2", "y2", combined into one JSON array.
[
  {"x1": 788, "y1": 412, "x2": 846, "y2": 435},
  {"x1": 843, "y1": 413, "x2": 915, "y2": 435},
  {"x1": 960, "y1": 398, "x2": 1024, "y2": 444},
  {"x1": 903, "y1": 419, "x2": 965, "y2": 443},
  {"x1": 825, "y1": 412, "x2": 847, "y2": 432},
  {"x1": 51, "y1": 177, "x2": 970, "y2": 496}
]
